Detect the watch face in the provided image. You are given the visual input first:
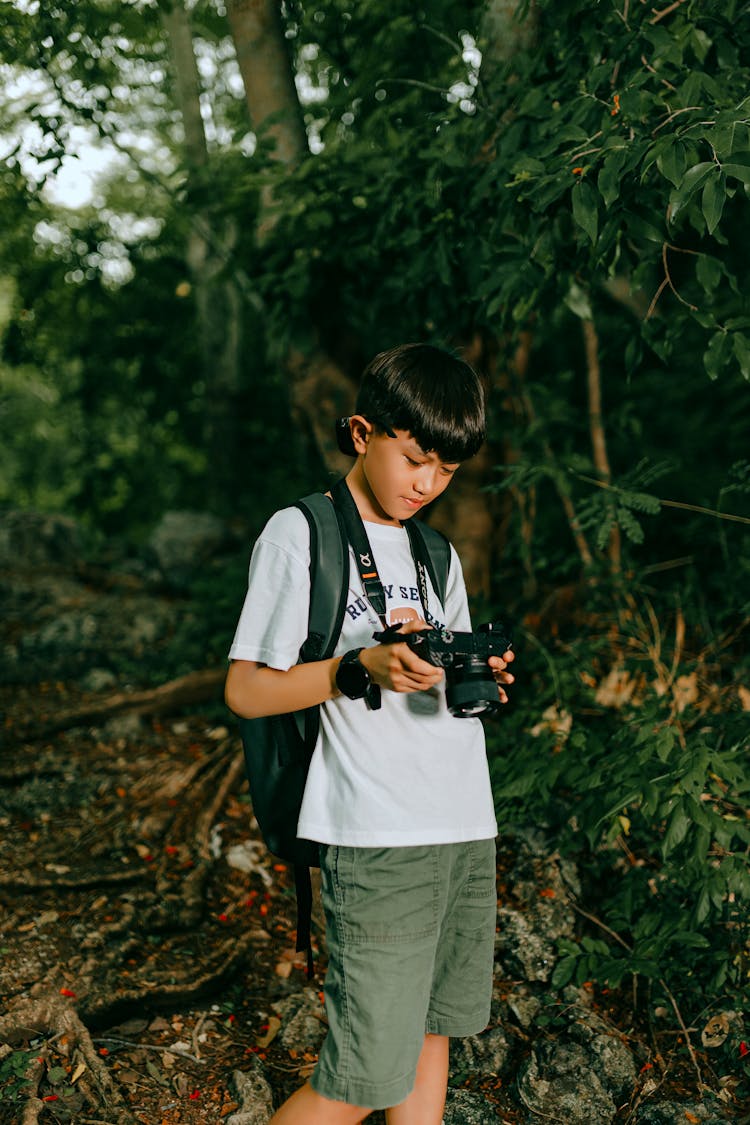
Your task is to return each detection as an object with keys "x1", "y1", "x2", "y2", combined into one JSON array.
[{"x1": 336, "y1": 651, "x2": 370, "y2": 699}]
